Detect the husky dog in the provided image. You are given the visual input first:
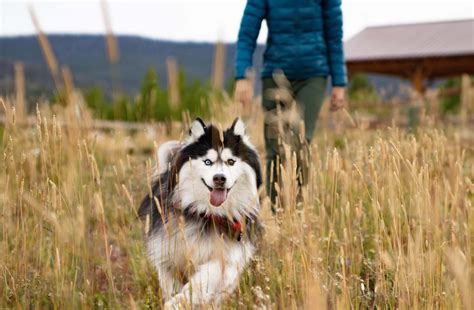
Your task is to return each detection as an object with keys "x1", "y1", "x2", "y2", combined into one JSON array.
[{"x1": 139, "y1": 118, "x2": 262, "y2": 307}]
